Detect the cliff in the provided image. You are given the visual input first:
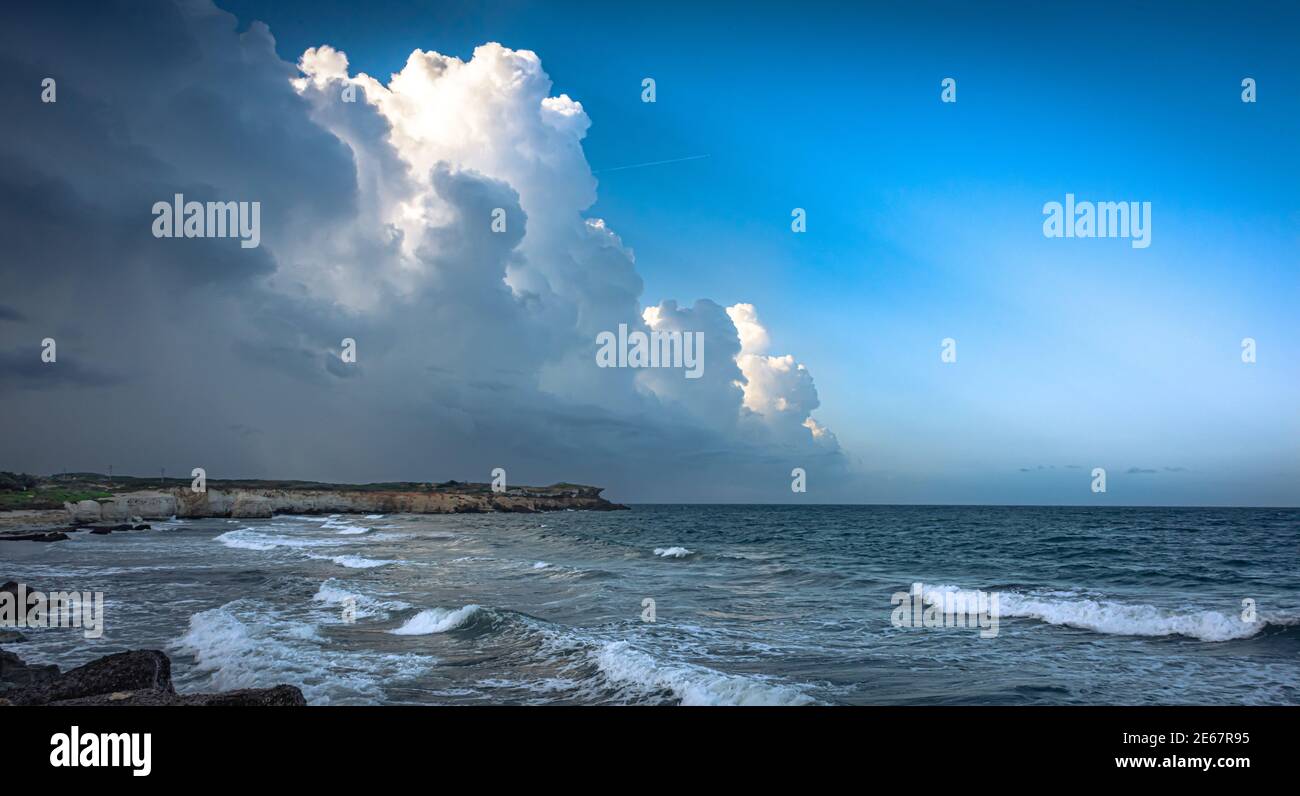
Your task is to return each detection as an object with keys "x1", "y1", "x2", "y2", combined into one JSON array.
[{"x1": 61, "y1": 479, "x2": 626, "y2": 523}]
